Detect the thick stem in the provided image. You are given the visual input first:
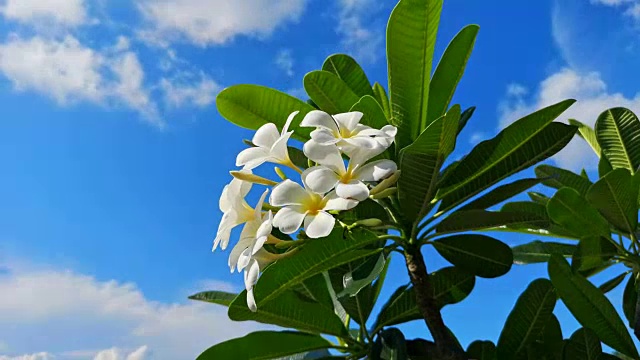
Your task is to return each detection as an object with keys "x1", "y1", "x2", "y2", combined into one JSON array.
[{"x1": 404, "y1": 245, "x2": 466, "y2": 360}]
